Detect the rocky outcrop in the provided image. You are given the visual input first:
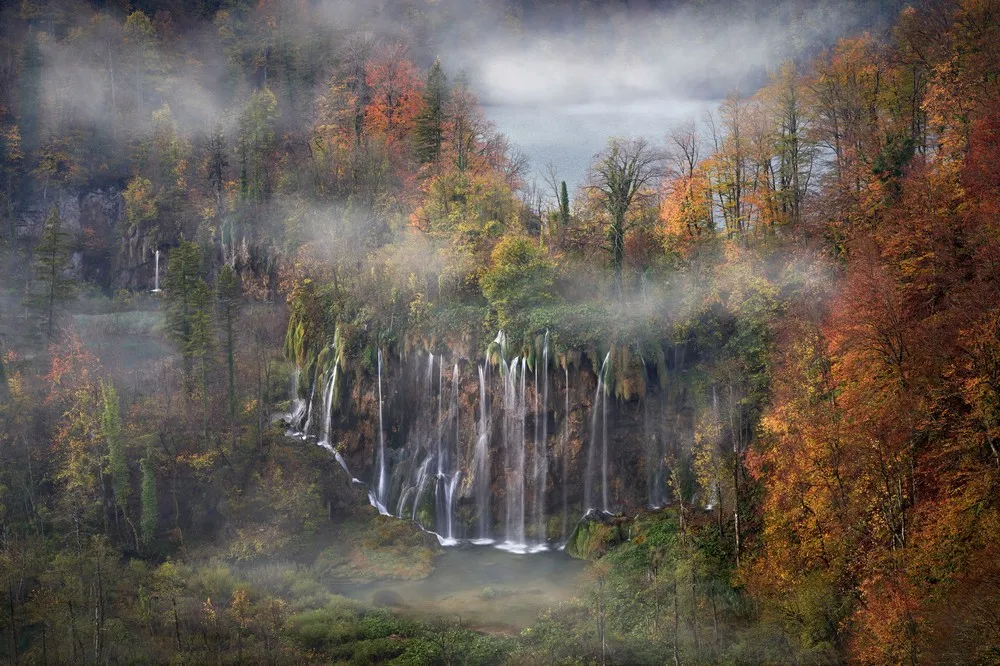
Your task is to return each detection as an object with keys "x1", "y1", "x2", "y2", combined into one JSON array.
[{"x1": 16, "y1": 187, "x2": 125, "y2": 284}]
